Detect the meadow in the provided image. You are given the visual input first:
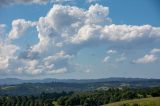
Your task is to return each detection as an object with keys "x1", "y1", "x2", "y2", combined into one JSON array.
[{"x1": 103, "y1": 97, "x2": 160, "y2": 106}]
